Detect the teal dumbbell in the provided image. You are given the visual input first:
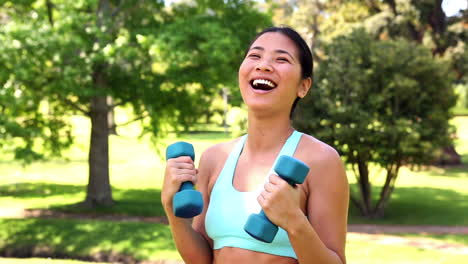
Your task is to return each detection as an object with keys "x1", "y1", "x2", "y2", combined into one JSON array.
[
  {"x1": 166, "y1": 142, "x2": 203, "y2": 218},
  {"x1": 244, "y1": 155, "x2": 310, "y2": 243}
]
